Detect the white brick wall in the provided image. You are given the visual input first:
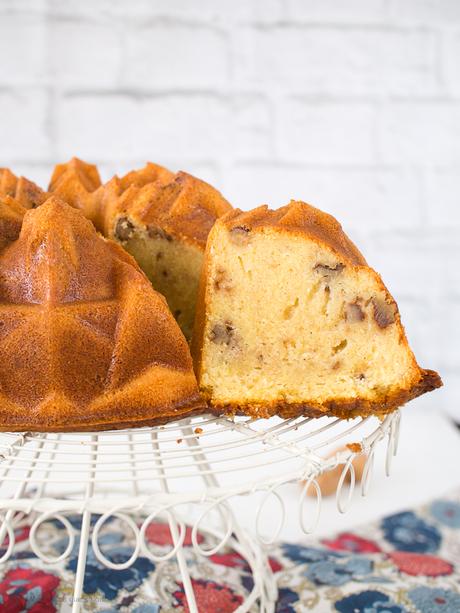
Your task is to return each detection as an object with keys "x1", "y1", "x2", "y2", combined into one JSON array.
[{"x1": 1, "y1": 0, "x2": 458, "y2": 416}]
